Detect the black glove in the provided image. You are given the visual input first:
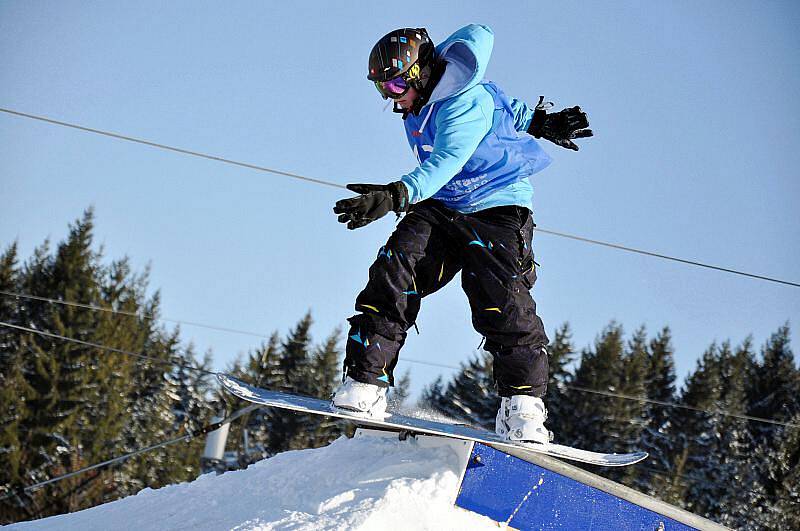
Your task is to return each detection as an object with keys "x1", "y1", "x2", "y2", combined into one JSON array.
[
  {"x1": 333, "y1": 181, "x2": 409, "y2": 230},
  {"x1": 527, "y1": 96, "x2": 593, "y2": 151}
]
